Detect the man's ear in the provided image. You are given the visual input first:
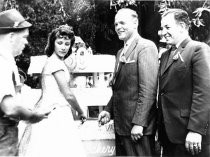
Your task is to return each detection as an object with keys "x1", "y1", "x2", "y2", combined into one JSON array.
[
  {"x1": 179, "y1": 22, "x2": 187, "y2": 30},
  {"x1": 8, "y1": 32, "x2": 15, "y2": 43},
  {"x1": 133, "y1": 18, "x2": 138, "y2": 29}
]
